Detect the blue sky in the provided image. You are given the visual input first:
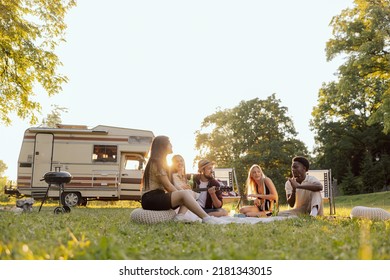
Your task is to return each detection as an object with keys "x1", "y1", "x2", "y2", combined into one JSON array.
[{"x1": 0, "y1": 0, "x2": 353, "y2": 180}]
